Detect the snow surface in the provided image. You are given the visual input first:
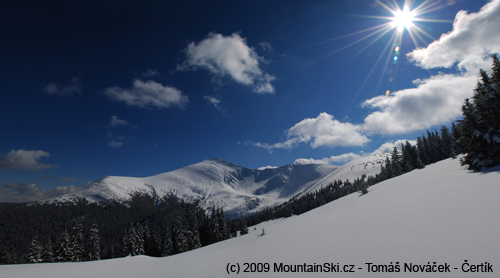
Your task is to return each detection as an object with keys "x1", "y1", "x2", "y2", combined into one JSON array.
[
  {"x1": 4, "y1": 157, "x2": 499, "y2": 277},
  {"x1": 42, "y1": 155, "x2": 385, "y2": 217}
]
